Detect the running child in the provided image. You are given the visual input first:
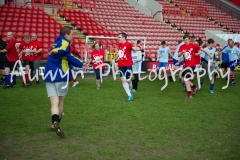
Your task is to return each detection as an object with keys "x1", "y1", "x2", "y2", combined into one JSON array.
[
  {"x1": 18, "y1": 35, "x2": 37, "y2": 86},
  {"x1": 113, "y1": 32, "x2": 143, "y2": 101},
  {"x1": 89, "y1": 42, "x2": 105, "y2": 89}
]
